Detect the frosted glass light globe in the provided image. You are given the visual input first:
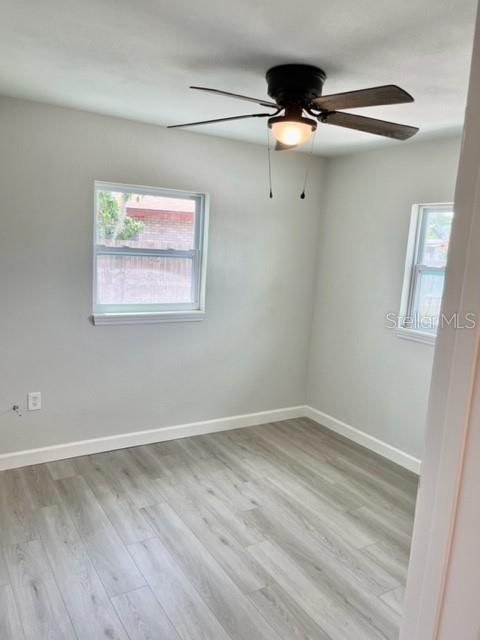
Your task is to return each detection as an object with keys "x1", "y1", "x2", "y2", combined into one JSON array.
[{"x1": 271, "y1": 120, "x2": 314, "y2": 146}]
